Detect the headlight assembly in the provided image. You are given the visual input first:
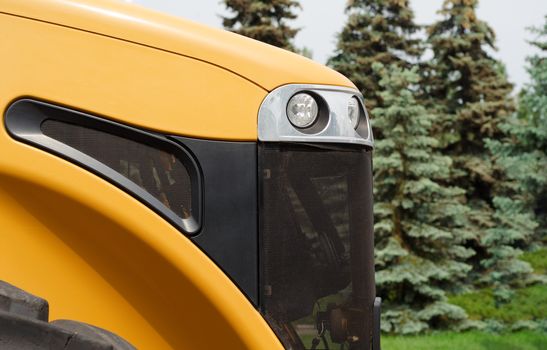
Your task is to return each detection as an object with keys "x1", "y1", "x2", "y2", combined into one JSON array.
[
  {"x1": 286, "y1": 92, "x2": 319, "y2": 128},
  {"x1": 348, "y1": 96, "x2": 361, "y2": 130}
]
